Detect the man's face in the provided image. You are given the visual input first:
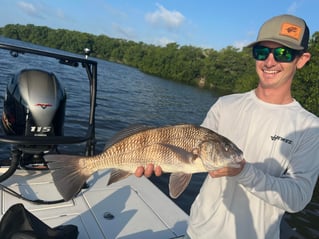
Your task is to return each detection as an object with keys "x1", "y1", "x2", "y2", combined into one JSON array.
[{"x1": 255, "y1": 41, "x2": 301, "y2": 90}]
